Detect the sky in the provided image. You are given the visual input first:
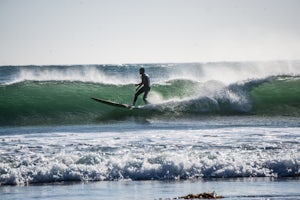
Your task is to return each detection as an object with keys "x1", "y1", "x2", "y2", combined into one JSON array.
[{"x1": 0, "y1": 0, "x2": 300, "y2": 65}]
